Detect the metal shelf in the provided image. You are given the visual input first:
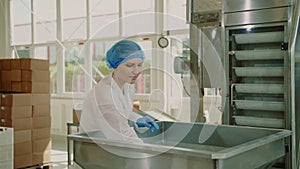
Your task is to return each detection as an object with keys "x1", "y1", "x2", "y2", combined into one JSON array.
[
  {"x1": 233, "y1": 67, "x2": 284, "y2": 77},
  {"x1": 233, "y1": 49, "x2": 284, "y2": 61},
  {"x1": 233, "y1": 116, "x2": 284, "y2": 128},
  {"x1": 234, "y1": 84, "x2": 284, "y2": 94},
  {"x1": 233, "y1": 31, "x2": 284, "y2": 44},
  {"x1": 234, "y1": 100, "x2": 284, "y2": 111}
]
